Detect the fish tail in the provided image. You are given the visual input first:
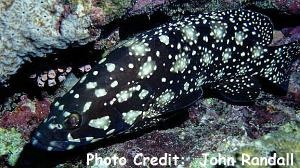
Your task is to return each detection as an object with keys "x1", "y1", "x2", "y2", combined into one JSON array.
[
  {"x1": 273, "y1": 40, "x2": 300, "y2": 60},
  {"x1": 287, "y1": 40, "x2": 300, "y2": 60},
  {"x1": 258, "y1": 40, "x2": 300, "y2": 95}
]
